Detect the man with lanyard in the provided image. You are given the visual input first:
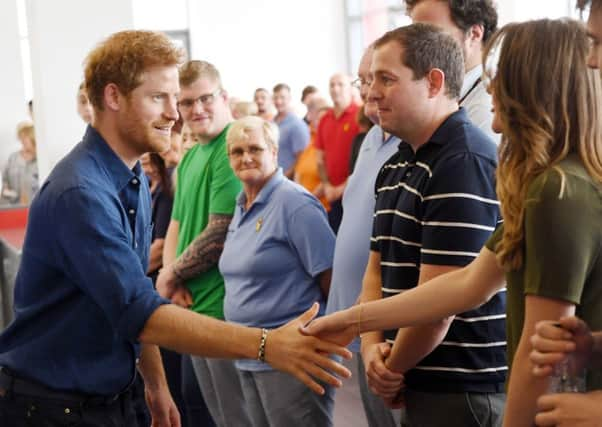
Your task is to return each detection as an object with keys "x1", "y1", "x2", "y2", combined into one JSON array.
[{"x1": 405, "y1": 0, "x2": 499, "y2": 143}]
